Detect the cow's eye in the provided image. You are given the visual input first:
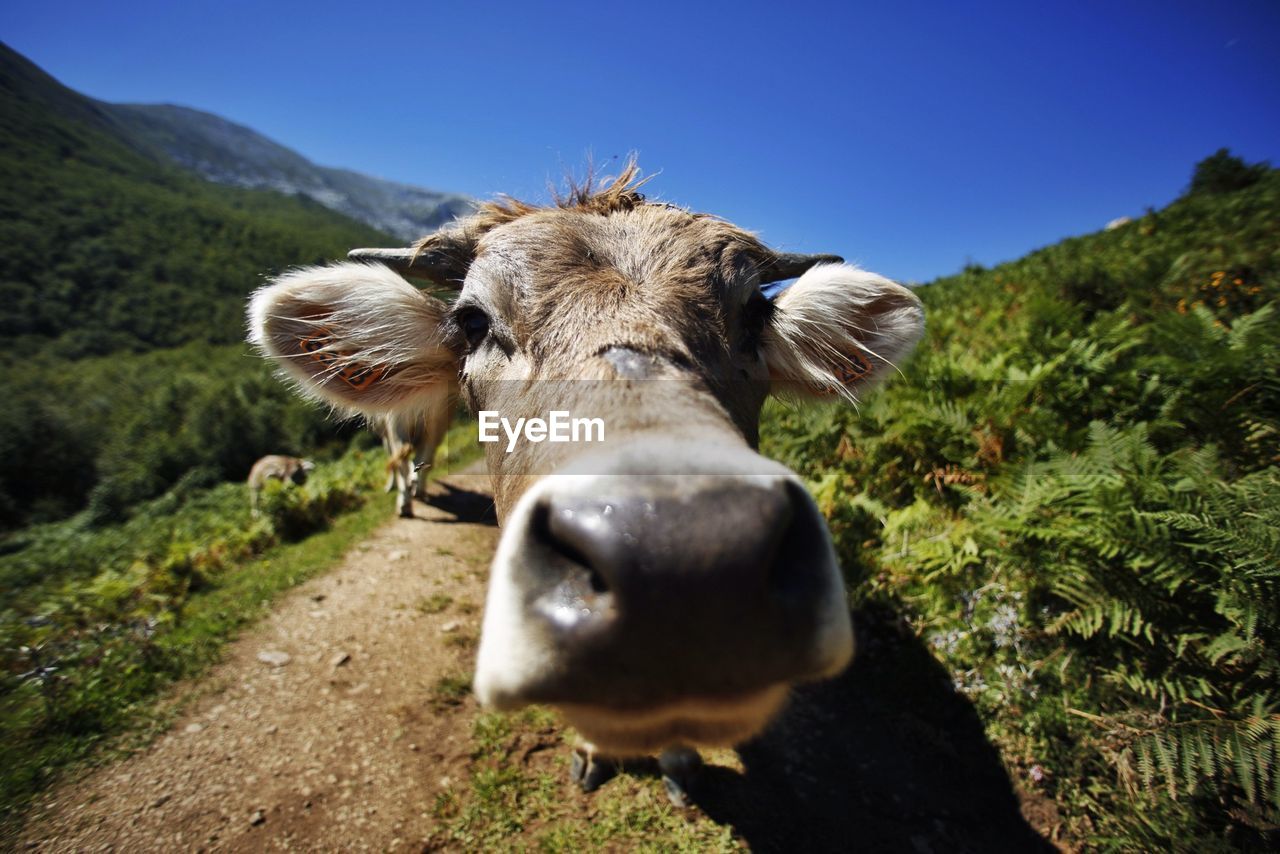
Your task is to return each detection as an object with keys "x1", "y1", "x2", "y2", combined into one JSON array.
[
  {"x1": 458, "y1": 308, "x2": 490, "y2": 351},
  {"x1": 740, "y1": 291, "x2": 775, "y2": 353}
]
